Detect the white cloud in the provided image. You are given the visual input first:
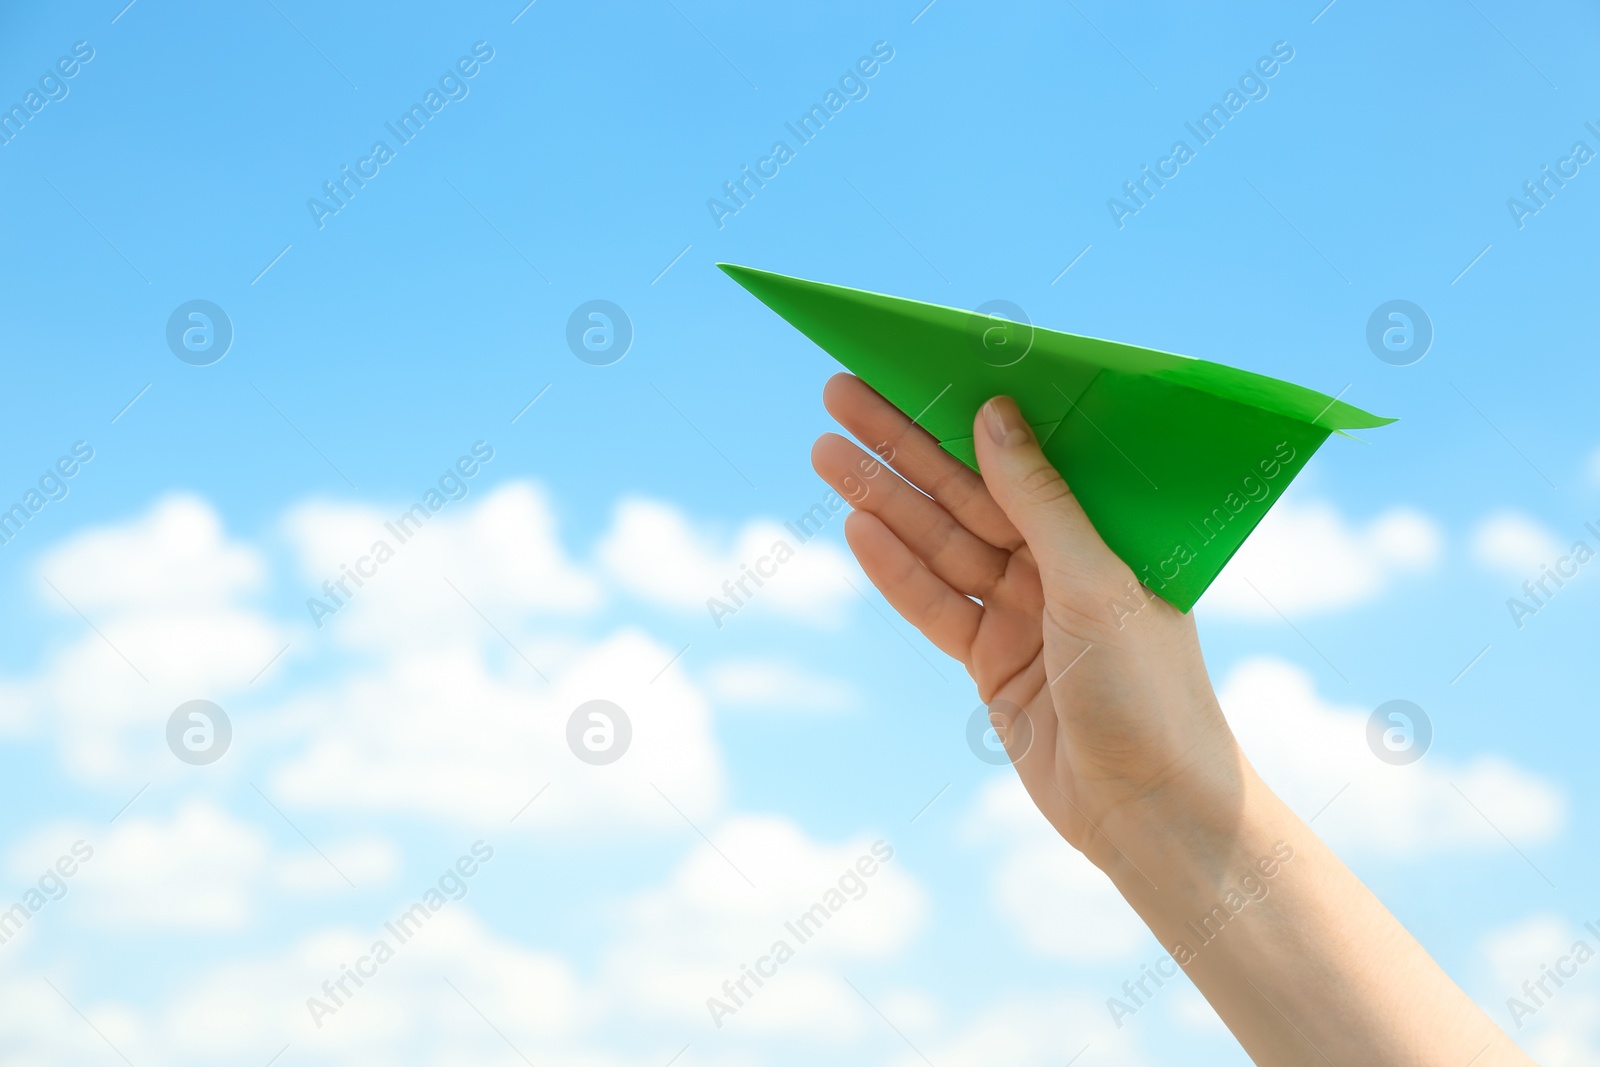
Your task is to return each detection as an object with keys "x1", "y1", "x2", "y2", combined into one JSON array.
[
  {"x1": 605, "y1": 813, "x2": 927, "y2": 1038},
  {"x1": 1201, "y1": 498, "x2": 1443, "y2": 619},
  {"x1": 1470, "y1": 511, "x2": 1566, "y2": 577},
  {"x1": 874, "y1": 987, "x2": 942, "y2": 1033},
  {"x1": 1219, "y1": 658, "x2": 1564, "y2": 855},
  {"x1": 78, "y1": 802, "x2": 267, "y2": 930},
  {"x1": 901, "y1": 989, "x2": 1153, "y2": 1067},
  {"x1": 596, "y1": 497, "x2": 856, "y2": 626},
  {"x1": 1, "y1": 816, "x2": 901, "y2": 1056},
  {"x1": 0, "y1": 482, "x2": 1210, "y2": 1065},
  {"x1": 283, "y1": 481, "x2": 603, "y2": 651},
  {"x1": 0, "y1": 495, "x2": 290, "y2": 781},
  {"x1": 706, "y1": 658, "x2": 858, "y2": 713},
  {"x1": 37, "y1": 493, "x2": 264, "y2": 610},
  {"x1": 278, "y1": 484, "x2": 721, "y2": 836},
  {"x1": 270, "y1": 626, "x2": 724, "y2": 833},
  {"x1": 175, "y1": 909, "x2": 583, "y2": 1058},
  {"x1": 1480, "y1": 914, "x2": 1600, "y2": 1065},
  {"x1": 0, "y1": 909, "x2": 586, "y2": 1066},
  {"x1": 274, "y1": 837, "x2": 399, "y2": 894},
  {"x1": 0, "y1": 487, "x2": 724, "y2": 833},
  {"x1": 0, "y1": 976, "x2": 151, "y2": 1065},
  {"x1": 962, "y1": 777, "x2": 1150, "y2": 962},
  {"x1": 6, "y1": 805, "x2": 398, "y2": 935}
]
